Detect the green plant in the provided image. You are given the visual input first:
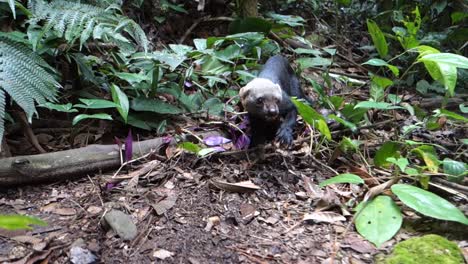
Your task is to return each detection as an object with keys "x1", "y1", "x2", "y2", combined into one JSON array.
[
  {"x1": 0, "y1": 214, "x2": 47, "y2": 230},
  {"x1": 0, "y1": 32, "x2": 60, "y2": 143},
  {"x1": 28, "y1": 0, "x2": 148, "y2": 52}
]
